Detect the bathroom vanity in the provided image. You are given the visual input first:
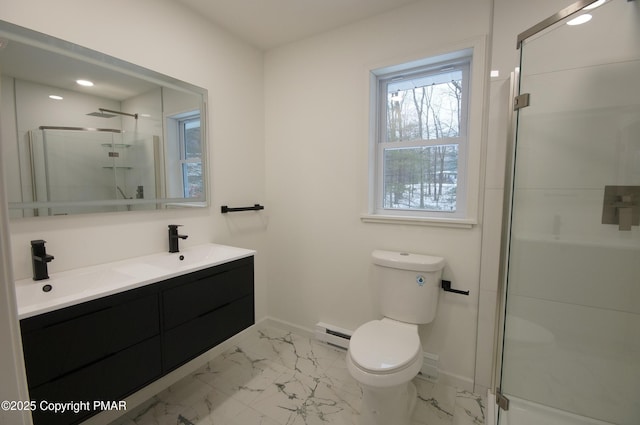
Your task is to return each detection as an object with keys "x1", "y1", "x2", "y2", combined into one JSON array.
[{"x1": 15, "y1": 244, "x2": 255, "y2": 425}]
